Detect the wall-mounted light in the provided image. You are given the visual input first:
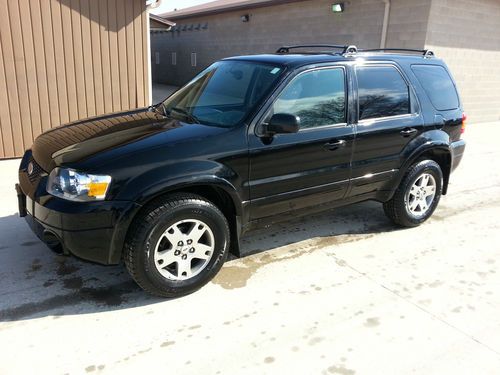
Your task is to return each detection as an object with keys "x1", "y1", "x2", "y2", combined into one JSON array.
[
  {"x1": 332, "y1": 3, "x2": 345, "y2": 13},
  {"x1": 241, "y1": 14, "x2": 250, "y2": 22}
]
